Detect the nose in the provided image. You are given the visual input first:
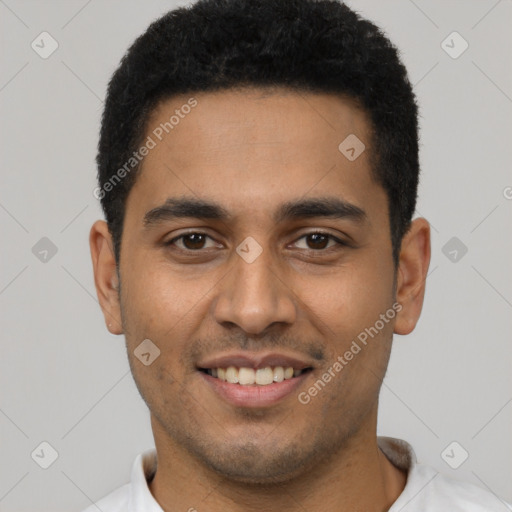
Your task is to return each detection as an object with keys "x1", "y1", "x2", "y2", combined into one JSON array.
[{"x1": 212, "y1": 244, "x2": 297, "y2": 335}]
